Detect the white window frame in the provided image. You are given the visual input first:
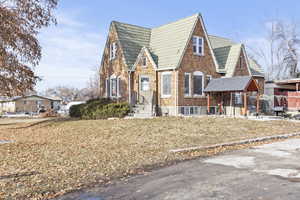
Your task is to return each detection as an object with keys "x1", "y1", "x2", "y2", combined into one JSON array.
[
  {"x1": 193, "y1": 71, "x2": 205, "y2": 97},
  {"x1": 105, "y1": 78, "x2": 109, "y2": 98},
  {"x1": 109, "y1": 42, "x2": 117, "y2": 60},
  {"x1": 184, "y1": 72, "x2": 192, "y2": 97},
  {"x1": 161, "y1": 72, "x2": 172, "y2": 98},
  {"x1": 192, "y1": 36, "x2": 204, "y2": 56},
  {"x1": 140, "y1": 75, "x2": 150, "y2": 92},
  {"x1": 142, "y1": 56, "x2": 147, "y2": 68},
  {"x1": 117, "y1": 77, "x2": 121, "y2": 97},
  {"x1": 109, "y1": 75, "x2": 118, "y2": 98}
]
